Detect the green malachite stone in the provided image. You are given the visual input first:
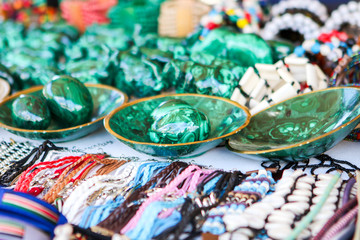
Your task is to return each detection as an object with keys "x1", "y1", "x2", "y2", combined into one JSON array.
[
  {"x1": 42, "y1": 76, "x2": 93, "y2": 127},
  {"x1": 105, "y1": 94, "x2": 250, "y2": 158},
  {"x1": 190, "y1": 28, "x2": 273, "y2": 67},
  {"x1": 227, "y1": 87, "x2": 360, "y2": 161},
  {"x1": 161, "y1": 58, "x2": 246, "y2": 98},
  {"x1": 115, "y1": 51, "x2": 165, "y2": 97},
  {"x1": 11, "y1": 95, "x2": 51, "y2": 130},
  {"x1": 148, "y1": 99, "x2": 210, "y2": 144}
]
